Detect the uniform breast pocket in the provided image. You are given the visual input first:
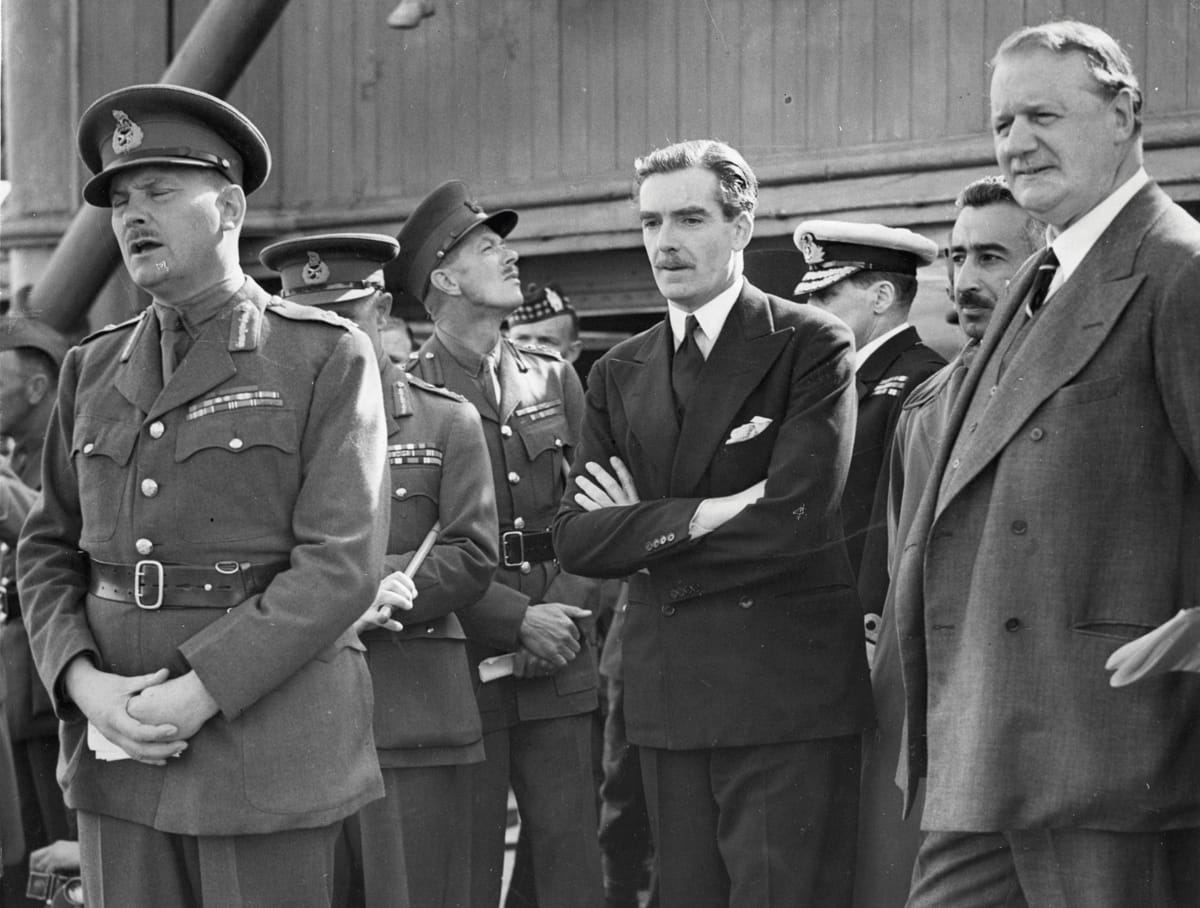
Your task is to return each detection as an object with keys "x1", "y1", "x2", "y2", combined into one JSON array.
[
  {"x1": 389, "y1": 463, "x2": 441, "y2": 548},
  {"x1": 174, "y1": 409, "x2": 300, "y2": 542},
  {"x1": 72, "y1": 416, "x2": 139, "y2": 543},
  {"x1": 515, "y1": 404, "x2": 576, "y2": 490}
]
